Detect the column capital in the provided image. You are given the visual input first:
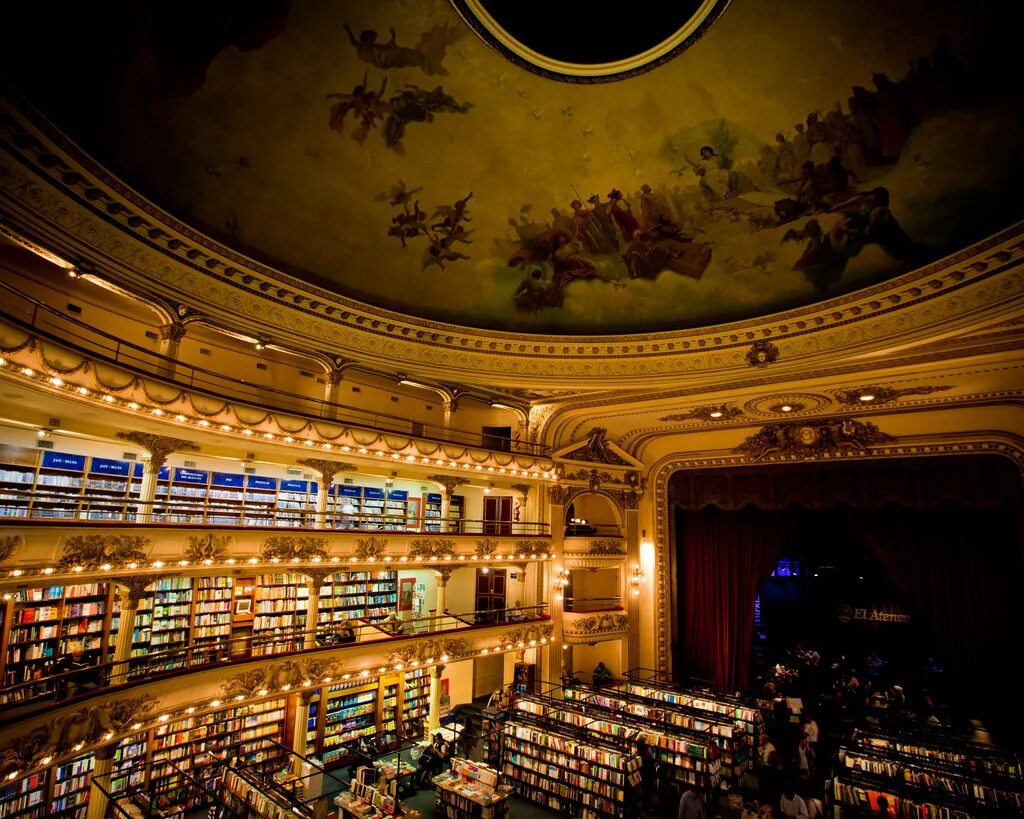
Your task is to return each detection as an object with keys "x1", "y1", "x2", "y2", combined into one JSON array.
[
  {"x1": 296, "y1": 458, "x2": 357, "y2": 485},
  {"x1": 432, "y1": 664, "x2": 446, "y2": 678},
  {"x1": 116, "y1": 432, "x2": 200, "y2": 469},
  {"x1": 113, "y1": 575, "x2": 161, "y2": 607},
  {"x1": 158, "y1": 322, "x2": 187, "y2": 343},
  {"x1": 426, "y1": 475, "x2": 470, "y2": 501},
  {"x1": 510, "y1": 483, "x2": 531, "y2": 500},
  {"x1": 432, "y1": 566, "x2": 456, "y2": 586},
  {"x1": 302, "y1": 568, "x2": 335, "y2": 588}
]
